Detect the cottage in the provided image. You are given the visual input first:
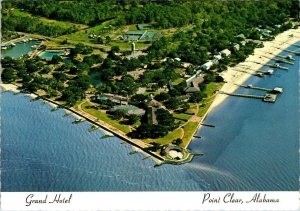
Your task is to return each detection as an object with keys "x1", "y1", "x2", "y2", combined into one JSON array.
[
  {"x1": 237, "y1": 34, "x2": 246, "y2": 40},
  {"x1": 200, "y1": 61, "x2": 214, "y2": 70},
  {"x1": 240, "y1": 41, "x2": 247, "y2": 46},
  {"x1": 213, "y1": 54, "x2": 222, "y2": 60},
  {"x1": 220, "y1": 49, "x2": 231, "y2": 57},
  {"x1": 233, "y1": 43, "x2": 240, "y2": 51}
]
